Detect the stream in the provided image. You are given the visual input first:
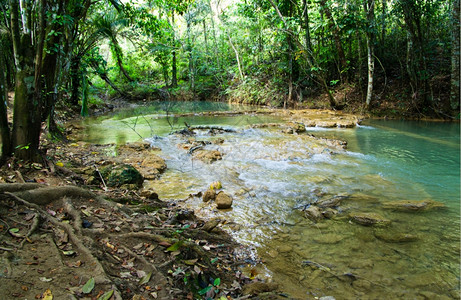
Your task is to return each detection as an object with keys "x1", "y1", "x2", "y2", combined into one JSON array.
[{"x1": 78, "y1": 102, "x2": 460, "y2": 299}]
